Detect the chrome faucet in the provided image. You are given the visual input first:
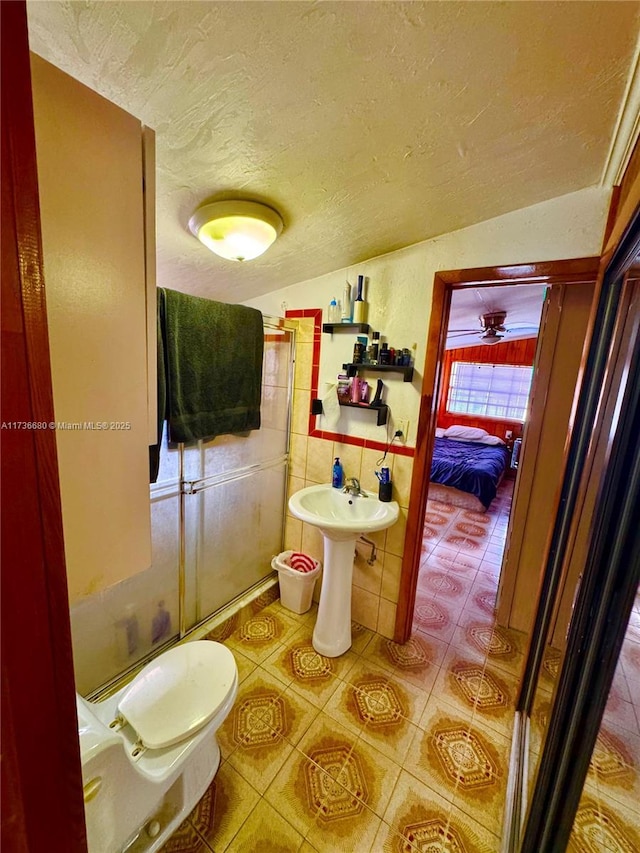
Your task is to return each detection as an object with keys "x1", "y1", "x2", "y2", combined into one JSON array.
[{"x1": 343, "y1": 477, "x2": 367, "y2": 497}]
